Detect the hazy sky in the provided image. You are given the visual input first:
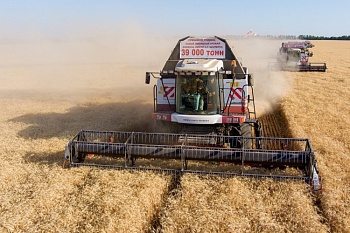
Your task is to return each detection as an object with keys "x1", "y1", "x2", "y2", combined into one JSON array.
[{"x1": 0, "y1": 0, "x2": 349, "y2": 40}]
